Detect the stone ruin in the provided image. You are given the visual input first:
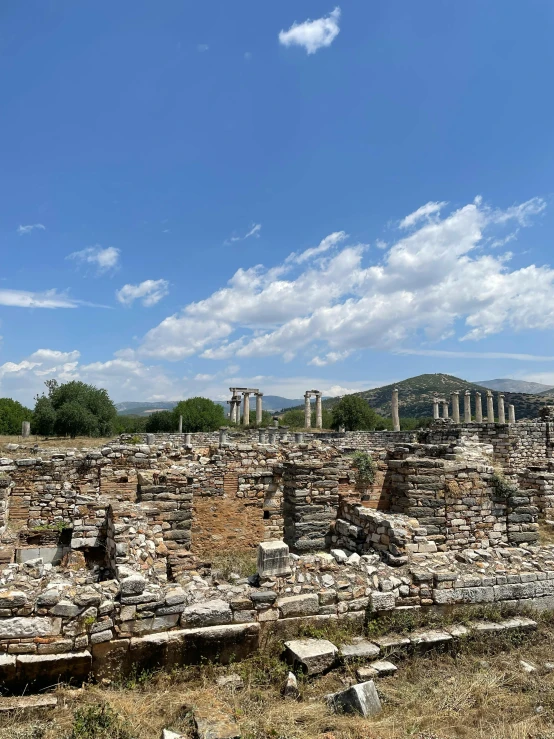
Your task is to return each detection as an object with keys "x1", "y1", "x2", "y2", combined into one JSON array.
[{"x1": 1, "y1": 394, "x2": 554, "y2": 693}]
